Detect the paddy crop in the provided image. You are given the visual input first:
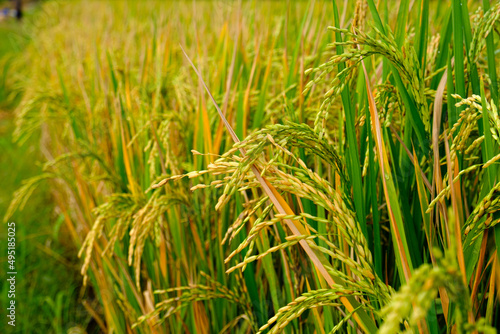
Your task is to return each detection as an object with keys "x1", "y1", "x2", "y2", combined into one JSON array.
[{"x1": 3, "y1": 0, "x2": 500, "y2": 333}]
